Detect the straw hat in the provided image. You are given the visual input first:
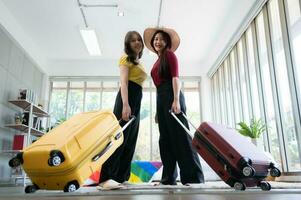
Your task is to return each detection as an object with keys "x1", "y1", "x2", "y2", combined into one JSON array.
[{"x1": 143, "y1": 27, "x2": 180, "y2": 53}]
